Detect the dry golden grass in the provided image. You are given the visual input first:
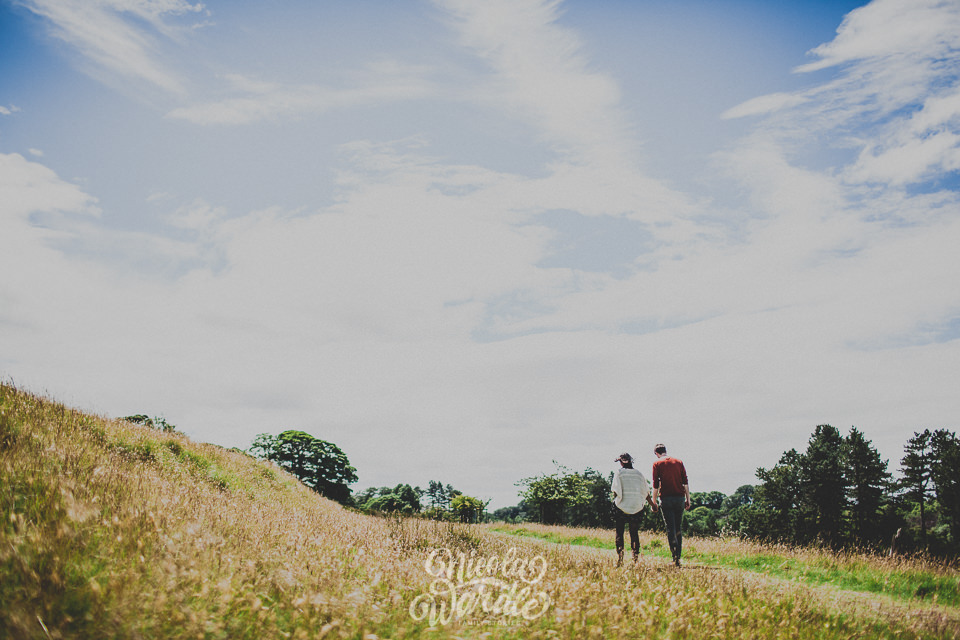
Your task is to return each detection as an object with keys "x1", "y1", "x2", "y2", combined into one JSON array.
[{"x1": 2, "y1": 383, "x2": 958, "y2": 639}]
